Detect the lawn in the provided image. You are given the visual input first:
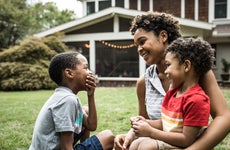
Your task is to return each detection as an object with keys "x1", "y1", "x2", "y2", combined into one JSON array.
[{"x1": 0, "y1": 87, "x2": 229, "y2": 150}]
